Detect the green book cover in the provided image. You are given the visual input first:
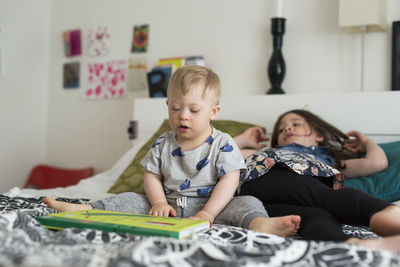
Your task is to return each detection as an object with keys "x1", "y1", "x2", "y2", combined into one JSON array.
[{"x1": 36, "y1": 209, "x2": 210, "y2": 239}]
